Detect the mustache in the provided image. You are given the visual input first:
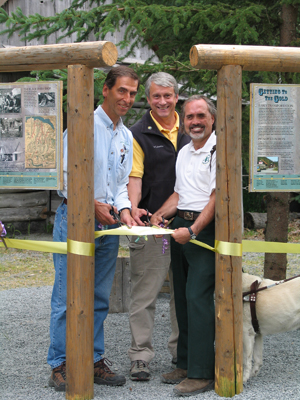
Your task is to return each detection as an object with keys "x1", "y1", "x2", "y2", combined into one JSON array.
[{"x1": 190, "y1": 124, "x2": 205, "y2": 129}]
